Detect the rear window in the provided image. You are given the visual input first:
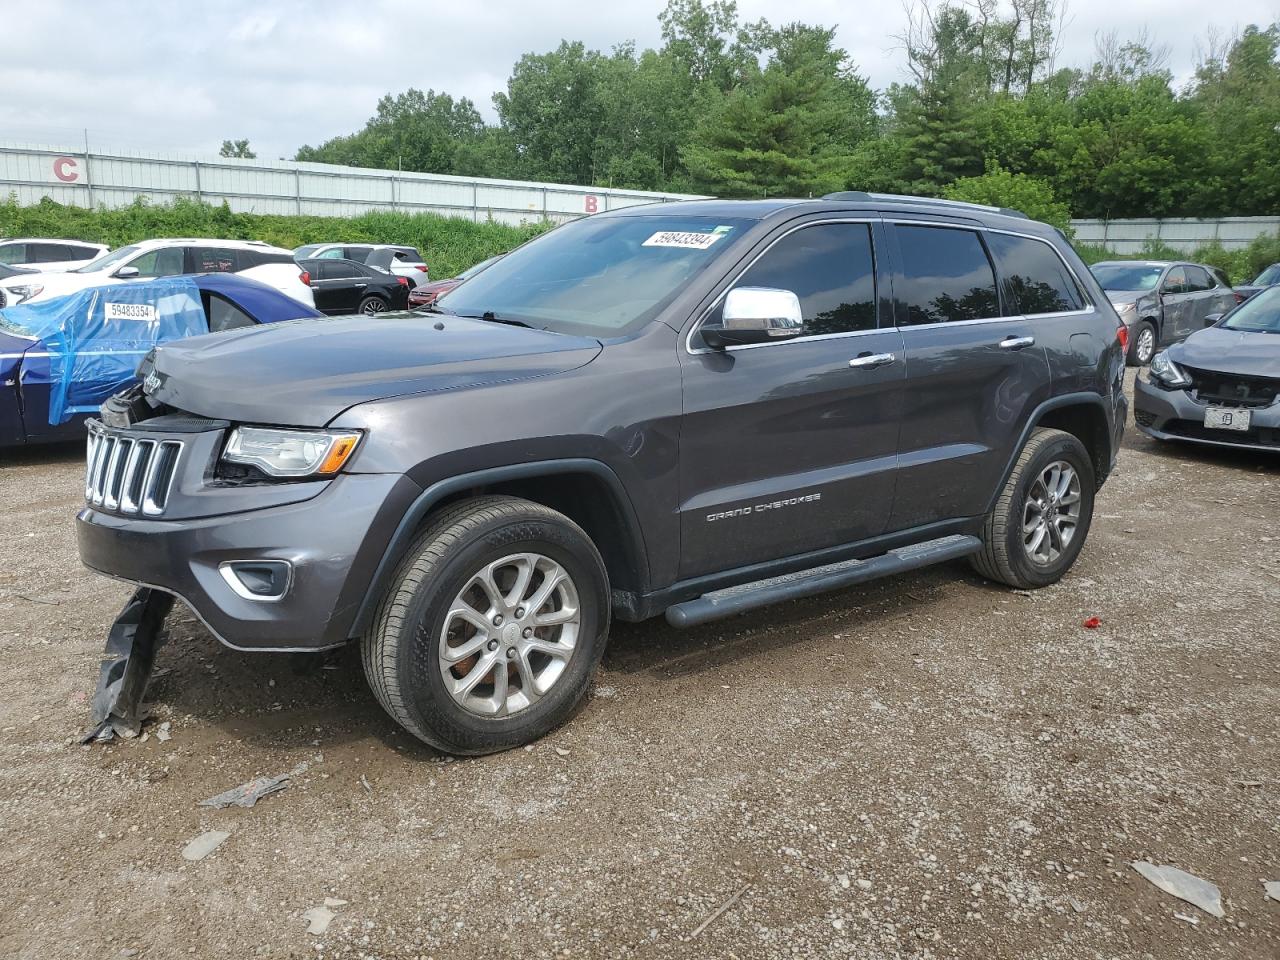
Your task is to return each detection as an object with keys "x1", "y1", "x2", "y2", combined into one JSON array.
[
  {"x1": 986, "y1": 233, "x2": 1084, "y2": 315},
  {"x1": 895, "y1": 225, "x2": 999, "y2": 325},
  {"x1": 391, "y1": 246, "x2": 423, "y2": 262}
]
